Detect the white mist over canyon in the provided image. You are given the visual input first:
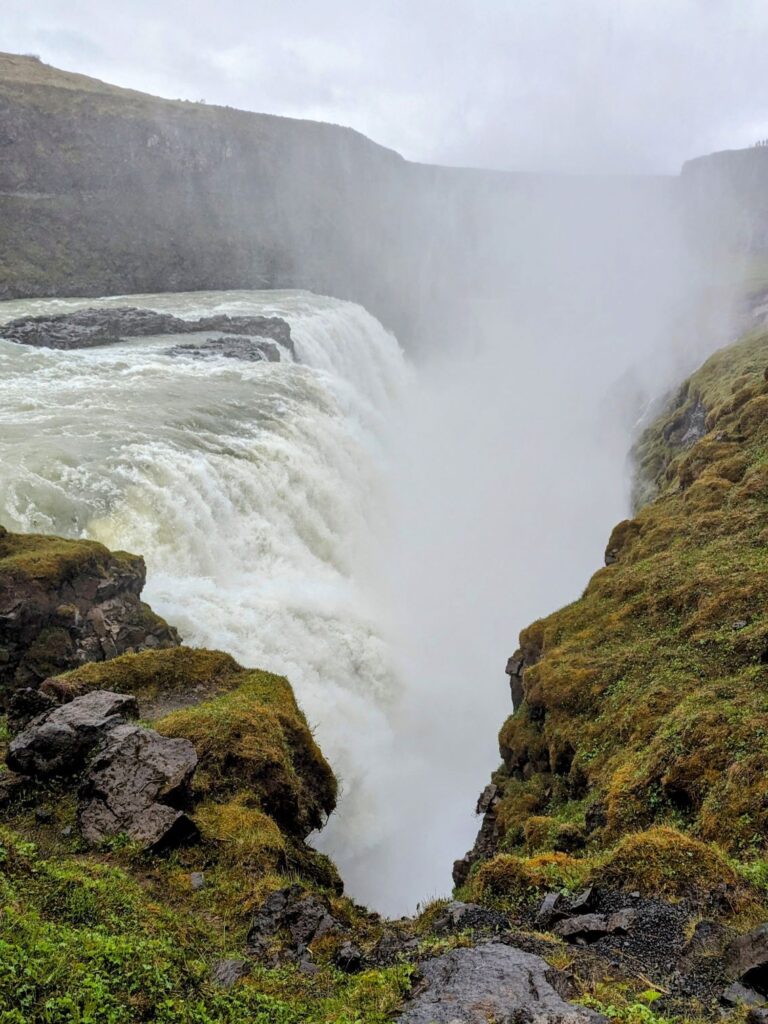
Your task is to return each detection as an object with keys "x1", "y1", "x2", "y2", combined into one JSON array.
[{"x1": 0, "y1": 179, "x2": 737, "y2": 914}]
